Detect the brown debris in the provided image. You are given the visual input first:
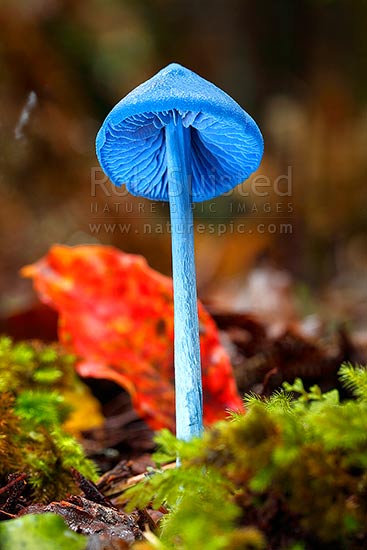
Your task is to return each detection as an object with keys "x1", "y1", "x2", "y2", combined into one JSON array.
[
  {"x1": 21, "y1": 495, "x2": 143, "y2": 544},
  {"x1": 0, "y1": 473, "x2": 27, "y2": 519},
  {"x1": 97, "y1": 455, "x2": 155, "y2": 498},
  {"x1": 71, "y1": 468, "x2": 112, "y2": 507},
  {"x1": 82, "y1": 391, "x2": 155, "y2": 473},
  {"x1": 211, "y1": 310, "x2": 367, "y2": 396}
]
